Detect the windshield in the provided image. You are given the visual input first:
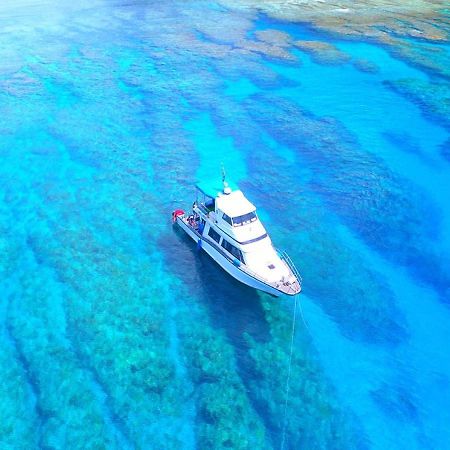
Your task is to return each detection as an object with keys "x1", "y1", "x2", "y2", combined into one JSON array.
[{"x1": 232, "y1": 211, "x2": 257, "y2": 226}]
